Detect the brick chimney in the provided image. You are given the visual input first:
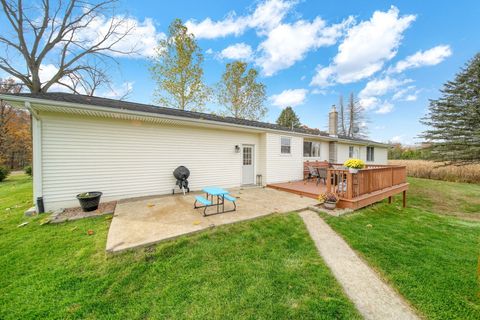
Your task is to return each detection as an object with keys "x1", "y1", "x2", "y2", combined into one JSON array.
[{"x1": 328, "y1": 105, "x2": 338, "y2": 136}]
